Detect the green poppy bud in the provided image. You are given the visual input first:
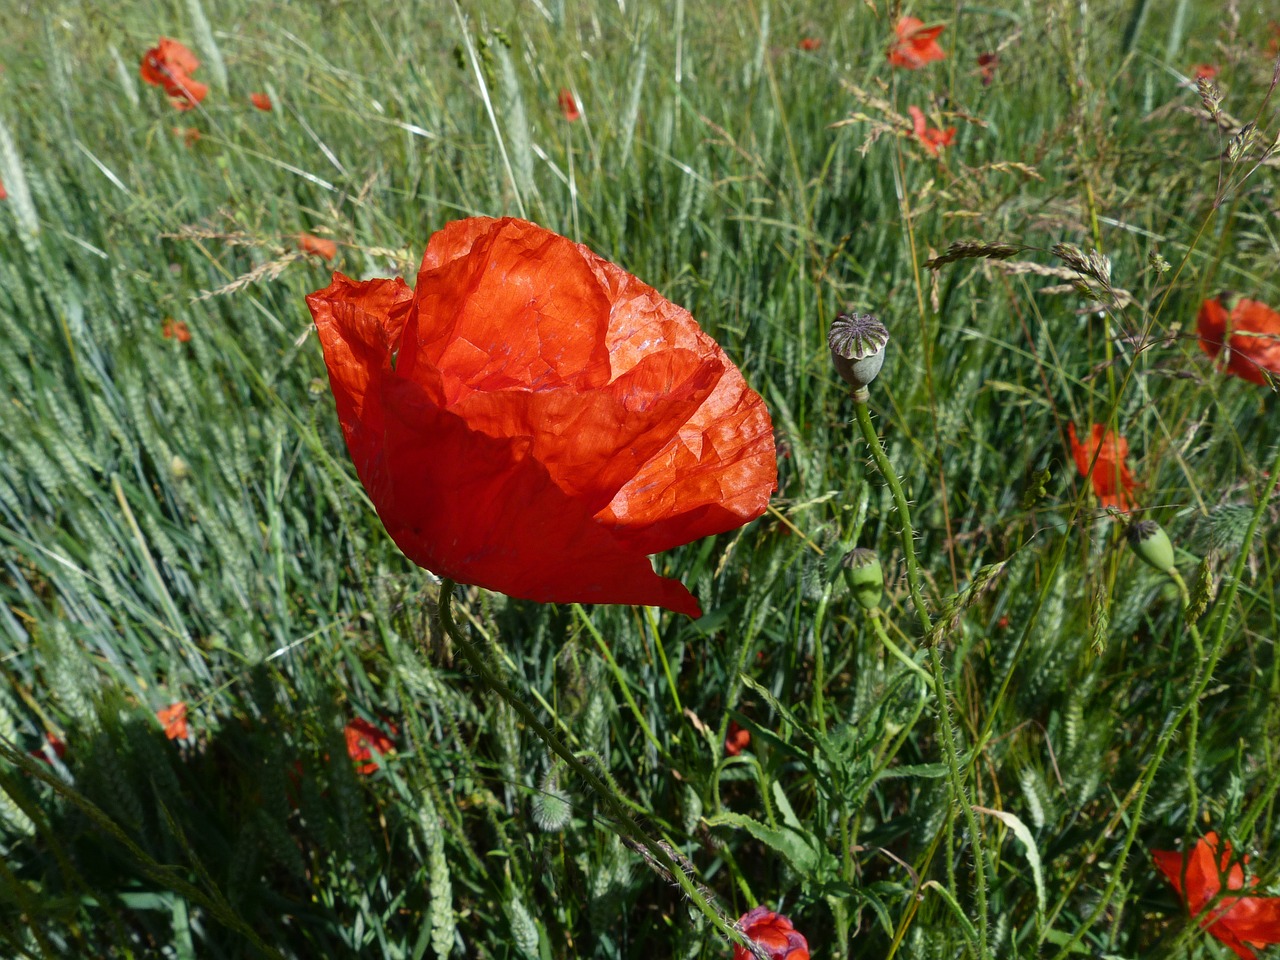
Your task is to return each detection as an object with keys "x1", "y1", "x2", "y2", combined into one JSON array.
[
  {"x1": 829, "y1": 313, "x2": 889, "y2": 400},
  {"x1": 1127, "y1": 520, "x2": 1175, "y2": 575},
  {"x1": 841, "y1": 548, "x2": 883, "y2": 610}
]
